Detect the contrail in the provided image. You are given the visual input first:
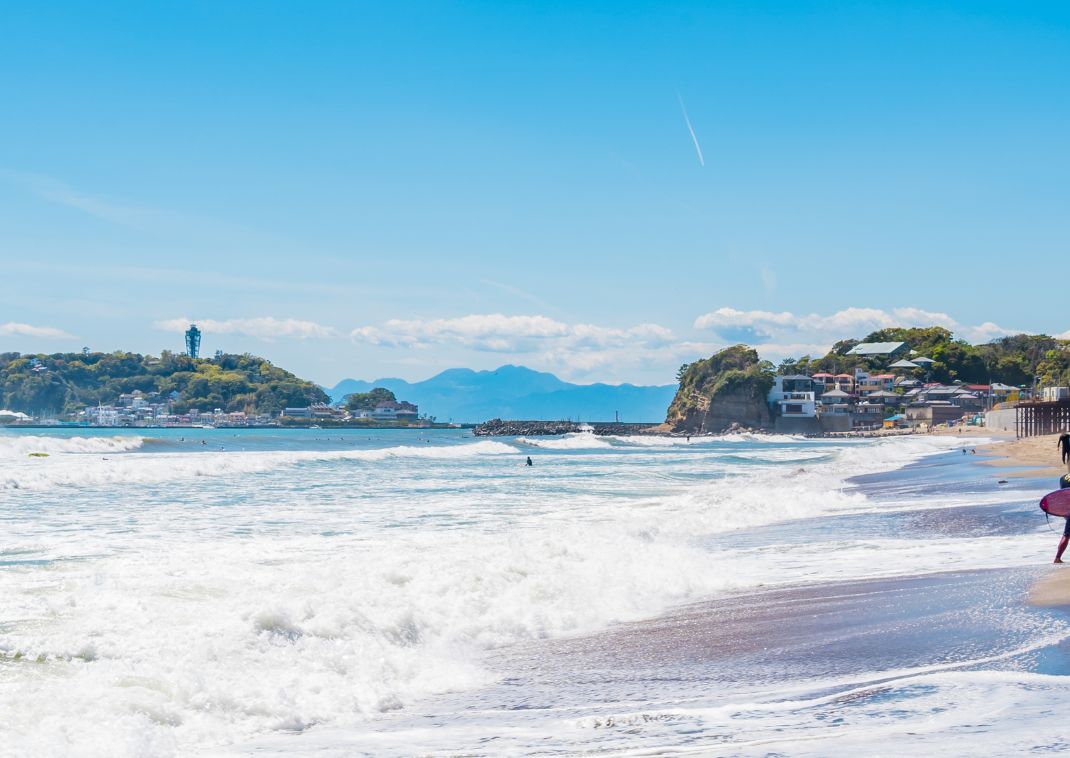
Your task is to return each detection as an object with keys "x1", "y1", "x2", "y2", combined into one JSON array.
[{"x1": 677, "y1": 93, "x2": 704, "y2": 167}]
